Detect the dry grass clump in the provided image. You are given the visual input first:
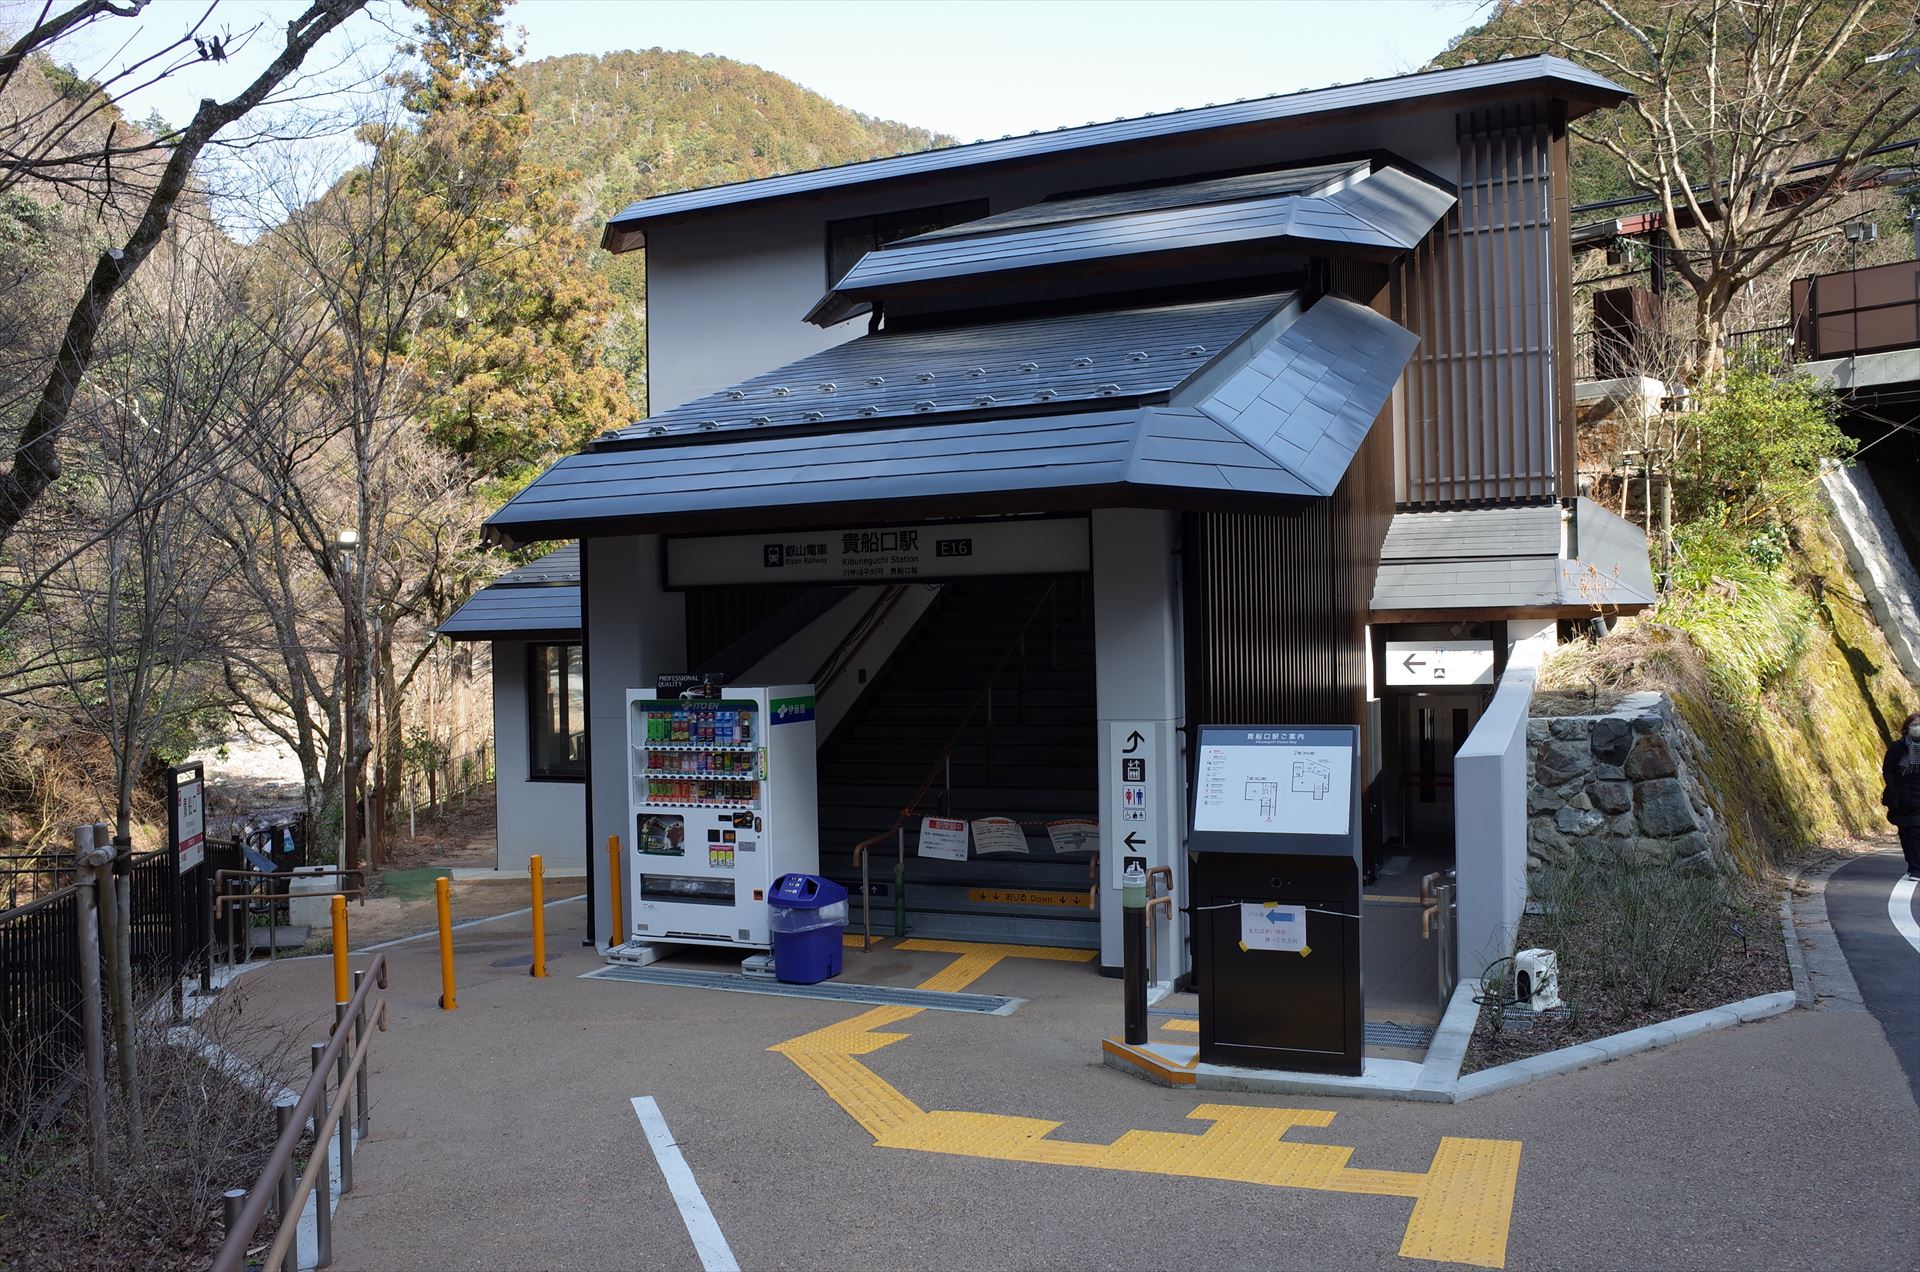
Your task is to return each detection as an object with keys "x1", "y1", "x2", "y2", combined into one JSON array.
[{"x1": 0, "y1": 982, "x2": 305, "y2": 1271}]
